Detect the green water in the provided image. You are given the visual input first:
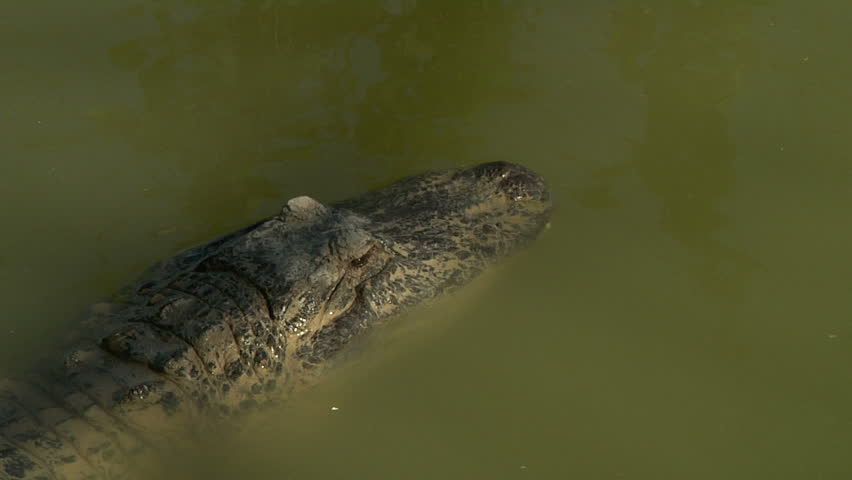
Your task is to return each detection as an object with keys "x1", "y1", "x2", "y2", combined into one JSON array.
[{"x1": 2, "y1": 1, "x2": 852, "y2": 478}]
